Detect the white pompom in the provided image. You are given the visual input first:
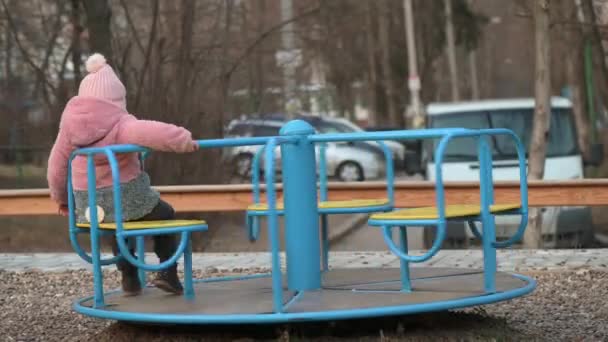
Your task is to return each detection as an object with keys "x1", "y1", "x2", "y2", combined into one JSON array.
[
  {"x1": 85, "y1": 53, "x2": 107, "y2": 73},
  {"x1": 85, "y1": 205, "x2": 105, "y2": 223}
]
